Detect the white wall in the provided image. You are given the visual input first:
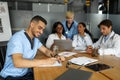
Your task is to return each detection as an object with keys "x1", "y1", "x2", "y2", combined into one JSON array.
[
  {"x1": 0, "y1": 2, "x2": 12, "y2": 42},
  {"x1": 32, "y1": 3, "x2": 67, "y2": 13}
]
